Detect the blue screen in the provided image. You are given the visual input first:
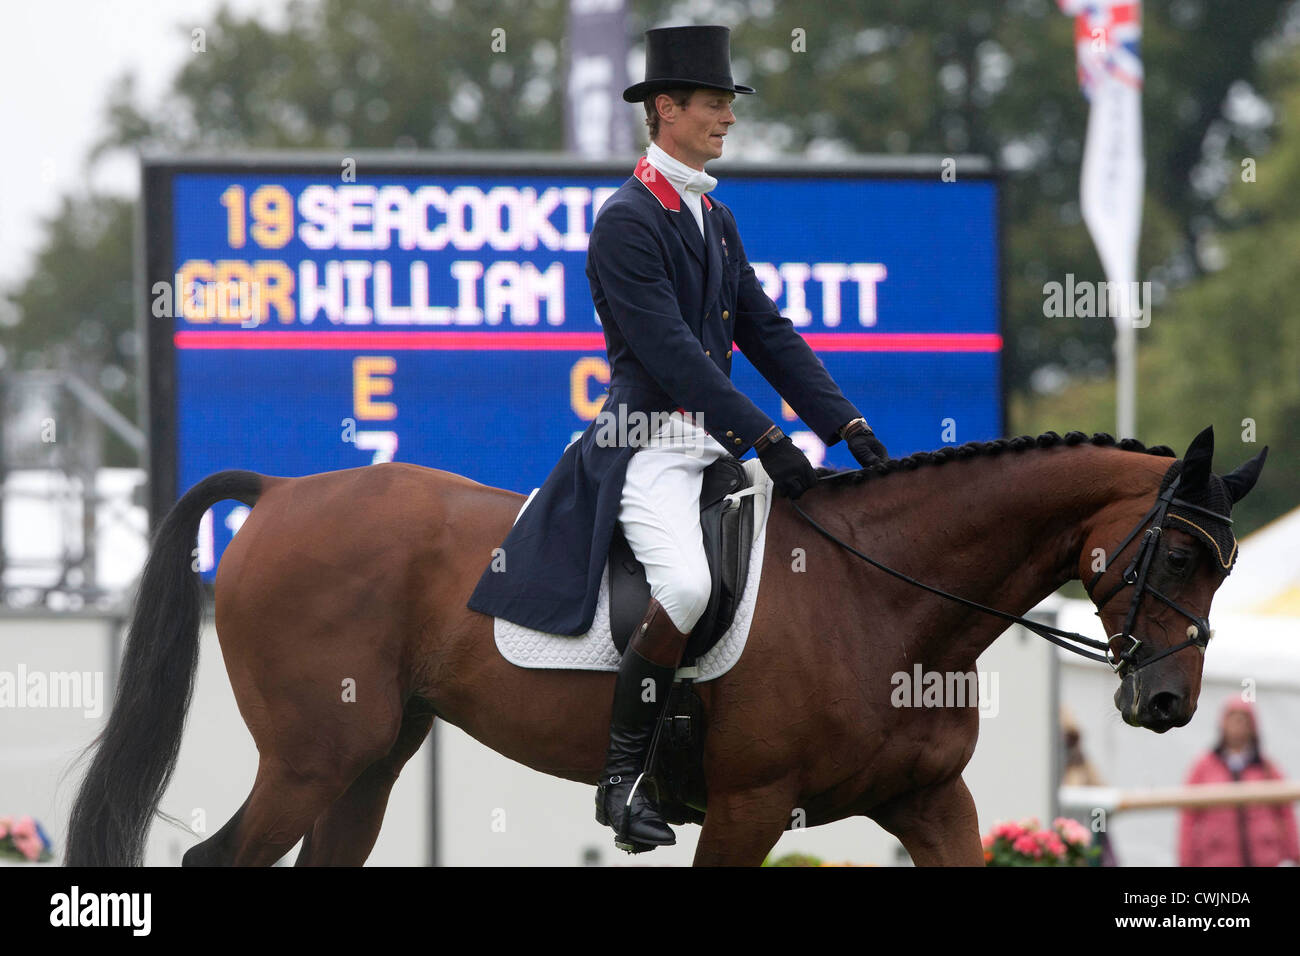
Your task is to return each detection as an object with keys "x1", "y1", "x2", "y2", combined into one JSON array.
[{"x1": 161, "y1": 165, "x2": 1000, "y2": 576}]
